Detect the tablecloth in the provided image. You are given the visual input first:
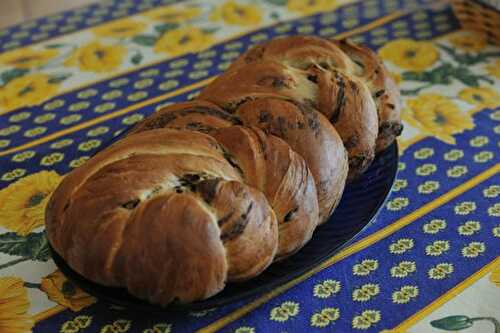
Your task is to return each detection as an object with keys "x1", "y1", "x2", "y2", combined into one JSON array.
[{"x1": 0, "y1": 0, "x2": 499, "y2": 332}]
